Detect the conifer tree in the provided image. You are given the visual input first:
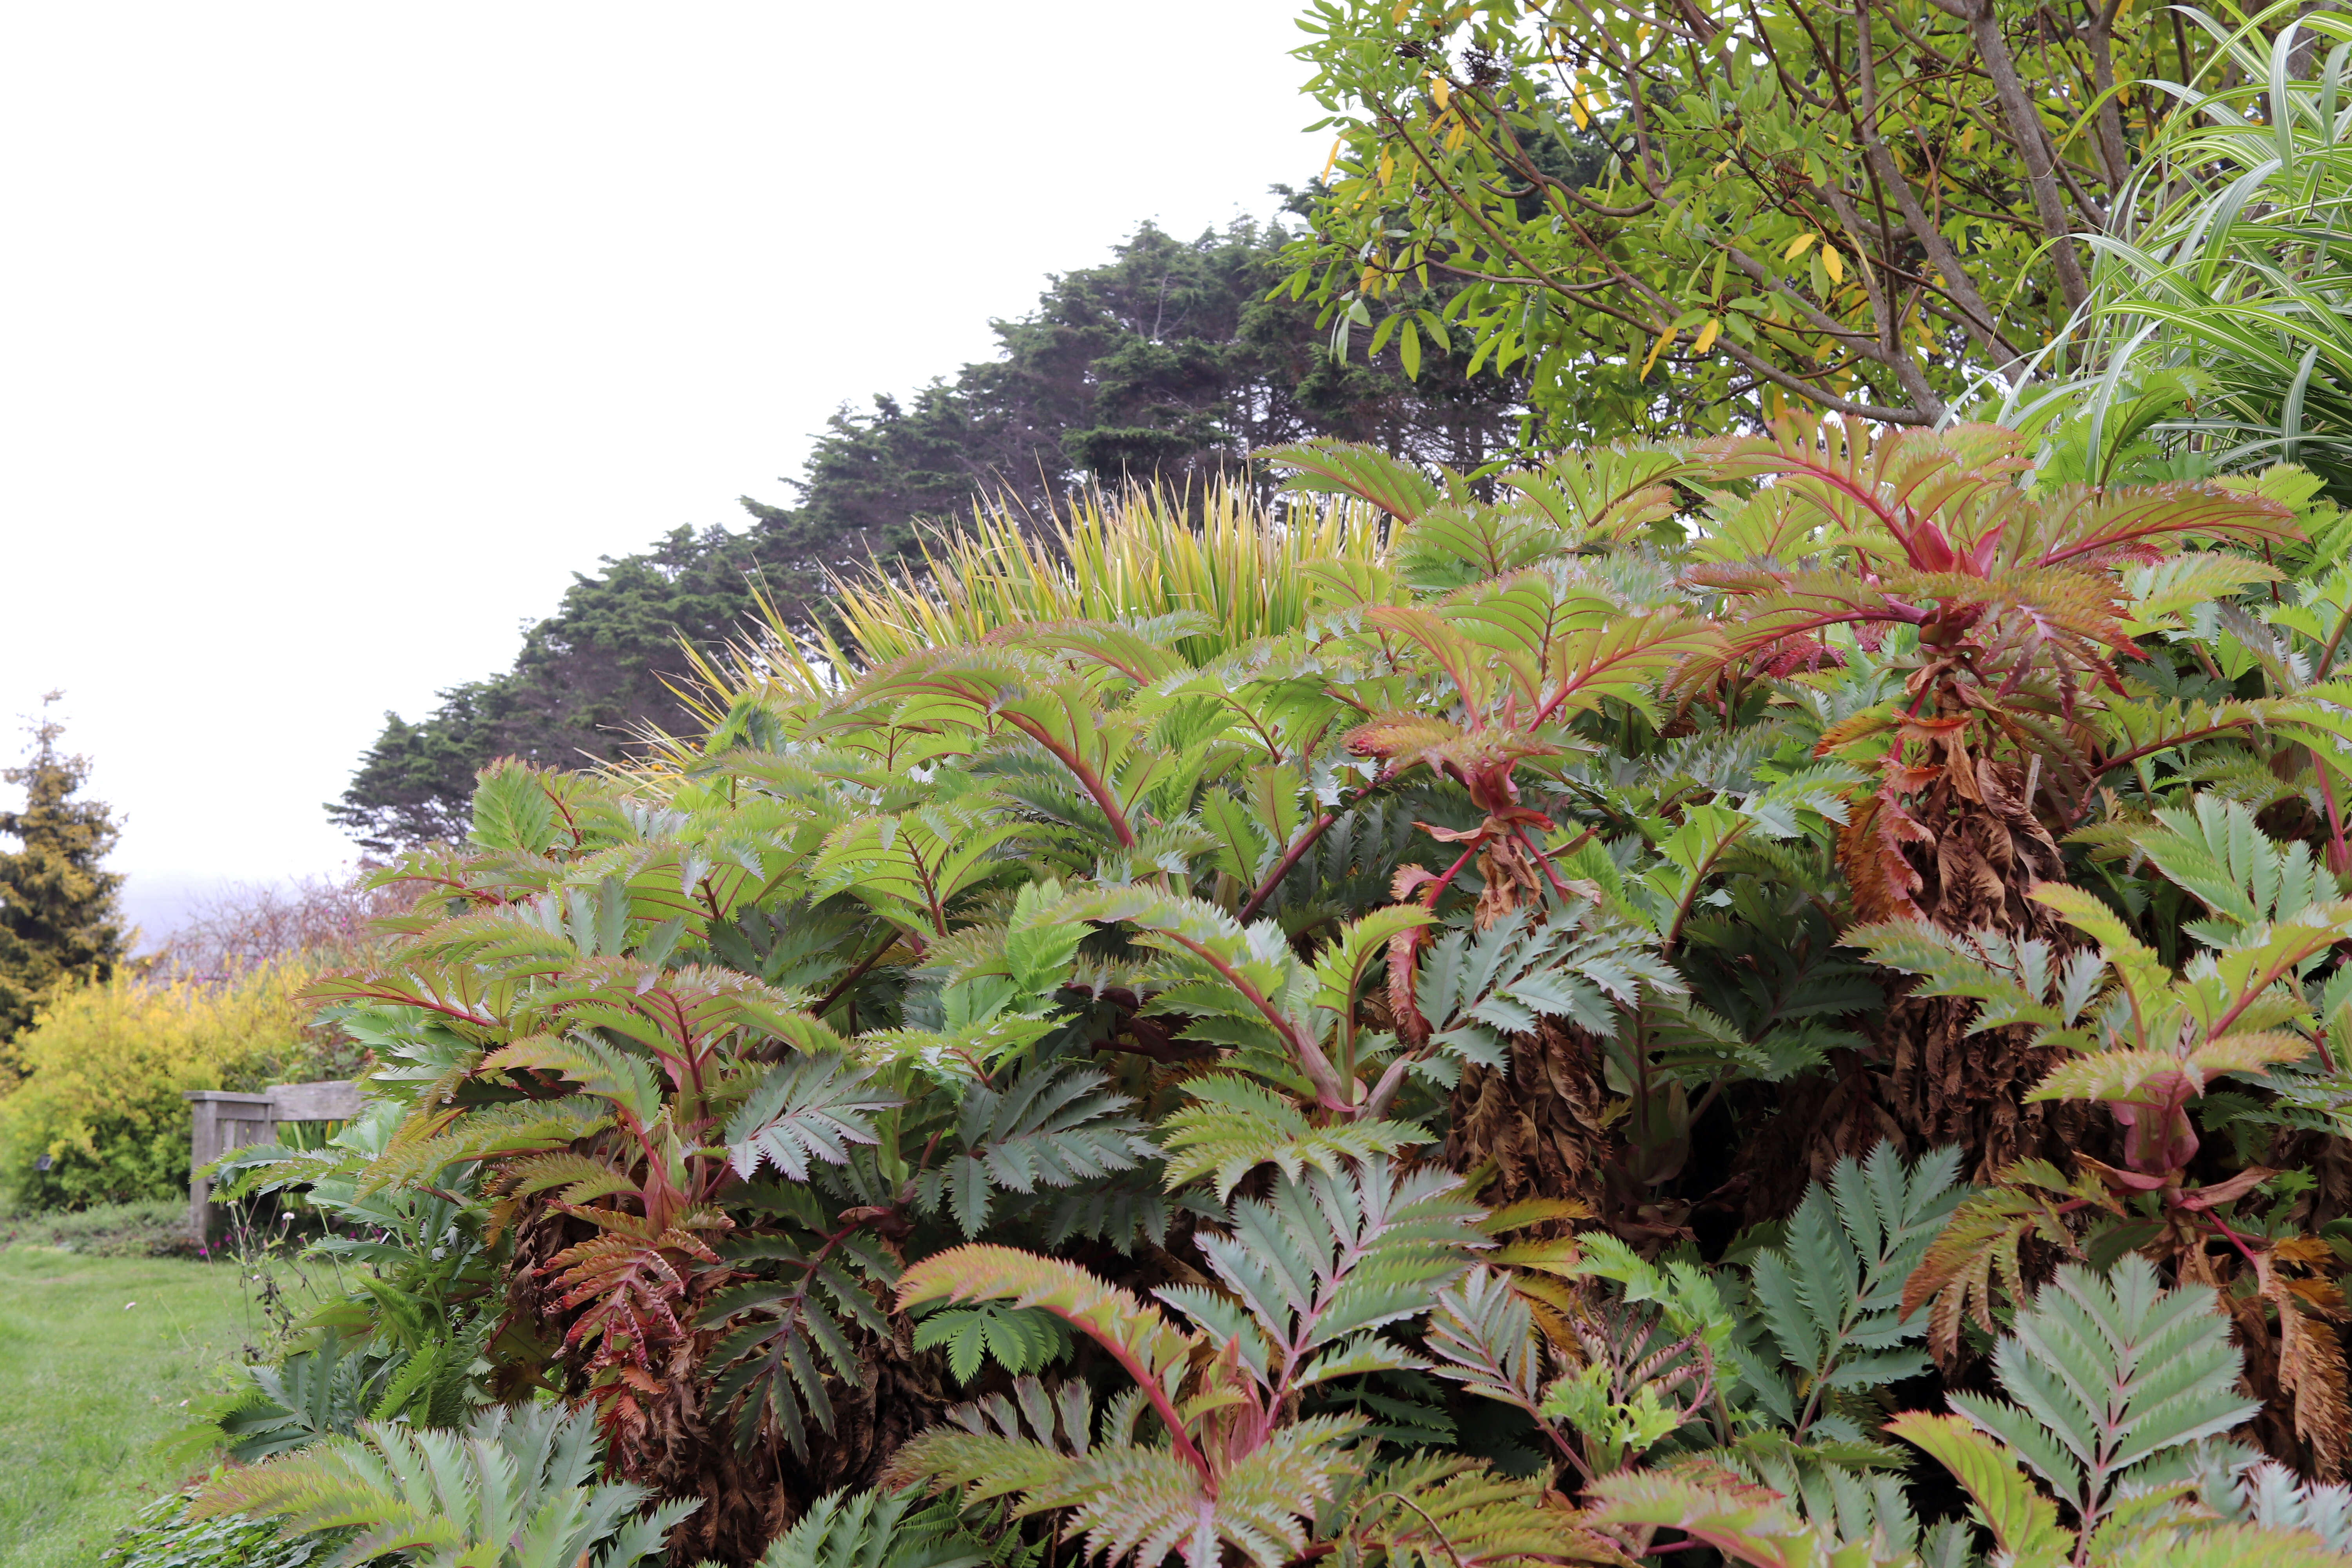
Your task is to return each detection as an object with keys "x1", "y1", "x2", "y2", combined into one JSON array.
[
  {"x1": 0, "y1": 693, "x2": 126, "y2": 1048},
  {"x1": 330, "y1": 218, "x2": 1530, "y2": 850}
]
